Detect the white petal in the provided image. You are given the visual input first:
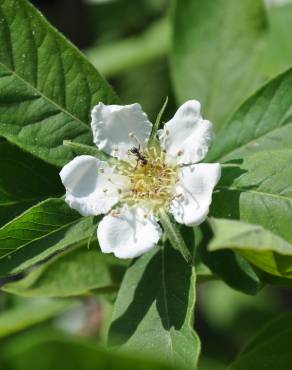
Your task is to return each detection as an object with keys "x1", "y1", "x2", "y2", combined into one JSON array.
[
  {"x1": 91, "y1": 102, "x2": 152, "y2": 161},
  {"x1": 97, "y1": 206, "x2": 162, "y2": 259},
  {"x1": 60, "y1": 155, "x2": 129, "y2": 216},
  {"x1": 158, "y1": 100, "x2": 213, "y2": 165},
  {"x1": 170, "y1": 163, "x2": 221, "y2": 226}
]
